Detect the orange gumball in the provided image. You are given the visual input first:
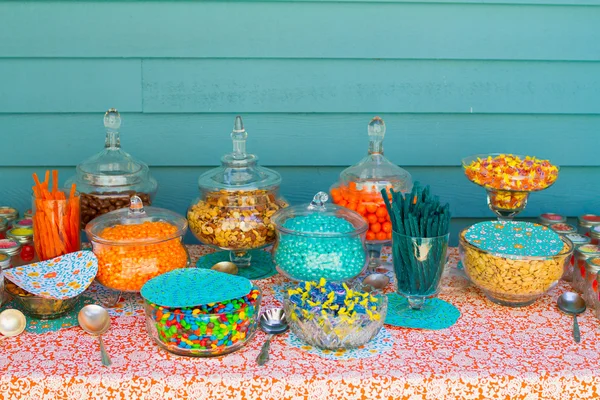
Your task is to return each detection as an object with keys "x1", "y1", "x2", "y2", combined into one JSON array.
[
  {"x1": 376, "y1": 232, "x2": 387, "y2": 241},
  {"x1": 375, "y1": 207, "x2": 387, "y2": 218},
  {"x1": 347, "y1": 202, "x2": 357, "y2": 211},
  {"x1": 377, "y1": 217, "x2": 386, "y2": 223},
  {"x1": 387, "y1": 232, "x2": 392, "y2": 240},
  {"x1": 371, "y1": 222, "x2": 382, "y2": 233},
  {"x1": 356, "y1": 204, "x2": 367, "y2": 215},
  {"x1": 338, "y1": 200, "x2": 348, "y2": 207},
  {"x1": 382, "y1": 222, "x2": 392, "y2": 233},
  {"x1": 366, "y1": 231, "x2": 376, "y2": 241},
  {"x1": 366, "y1": 204, "x2": 378, "y2": 214},
  {"x1": 367, "y1": 215, "x2": 378, "y2": 224}
]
